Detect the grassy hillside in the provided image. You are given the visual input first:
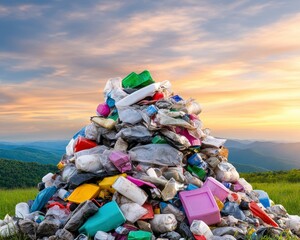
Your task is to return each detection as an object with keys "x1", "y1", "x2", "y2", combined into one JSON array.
[{"x1": 0, "y1": 159, "x2": 57, "y2": 189}]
